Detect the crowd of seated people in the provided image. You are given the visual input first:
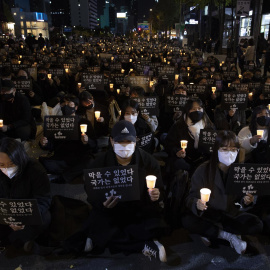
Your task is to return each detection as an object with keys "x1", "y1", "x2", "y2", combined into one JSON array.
[{"x1": 1, "y1": 34, "x2": 270, "y2": 262}]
